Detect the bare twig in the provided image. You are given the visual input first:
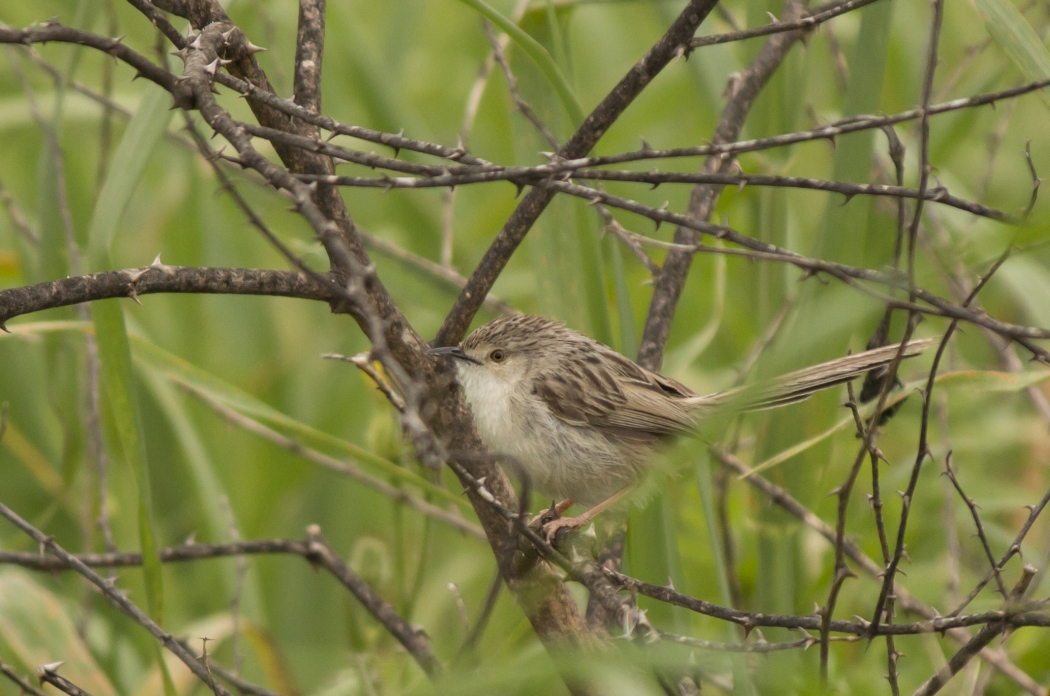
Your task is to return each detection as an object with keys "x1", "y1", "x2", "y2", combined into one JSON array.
[
  {"x1": 0, "y1": 658, "x2": 47, "y2": 696},
  {"x1": 639, "y1": 0, "x2": 809, "y2": 370},
  {"x1": 185, "y1": 386, "x2": 484, "y2": 538},
  {"x1": 36, "y1": 666, "x2": 96, "y2": 696},
  {"x1": 359, "y1": 231, "x2": 516, "y2": 315},
  {"x1": 690, "y1": 0, "x2": 882, "y2": 48},
  {"x1": 304, "y1": 525, "x2": 442, "y2": 677},
  {"x1": 871, "y1": 249, "x2": 1008, "y2": 634},
  {"x1": 0, "y1": 501, "x2": 235, "y2": 696},
  {"x1": 943, "y1": 453, "x2": 1008, "y2": 598},
  {"x1": 436, "y1": 0, "x2": 721, "y2": 346},
  {"x1": 713, "y1": 449, "x2": 1043, "y2": 694},
  {"x1": 912, "y1": 566, "x2": 1037, "y2": 696},
  {"x1": 0, "y1": 266, "x2": 331, "y2": 330},
  {"x1": 0, "y1": 179, "x2": 38, "y2": 247}
]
